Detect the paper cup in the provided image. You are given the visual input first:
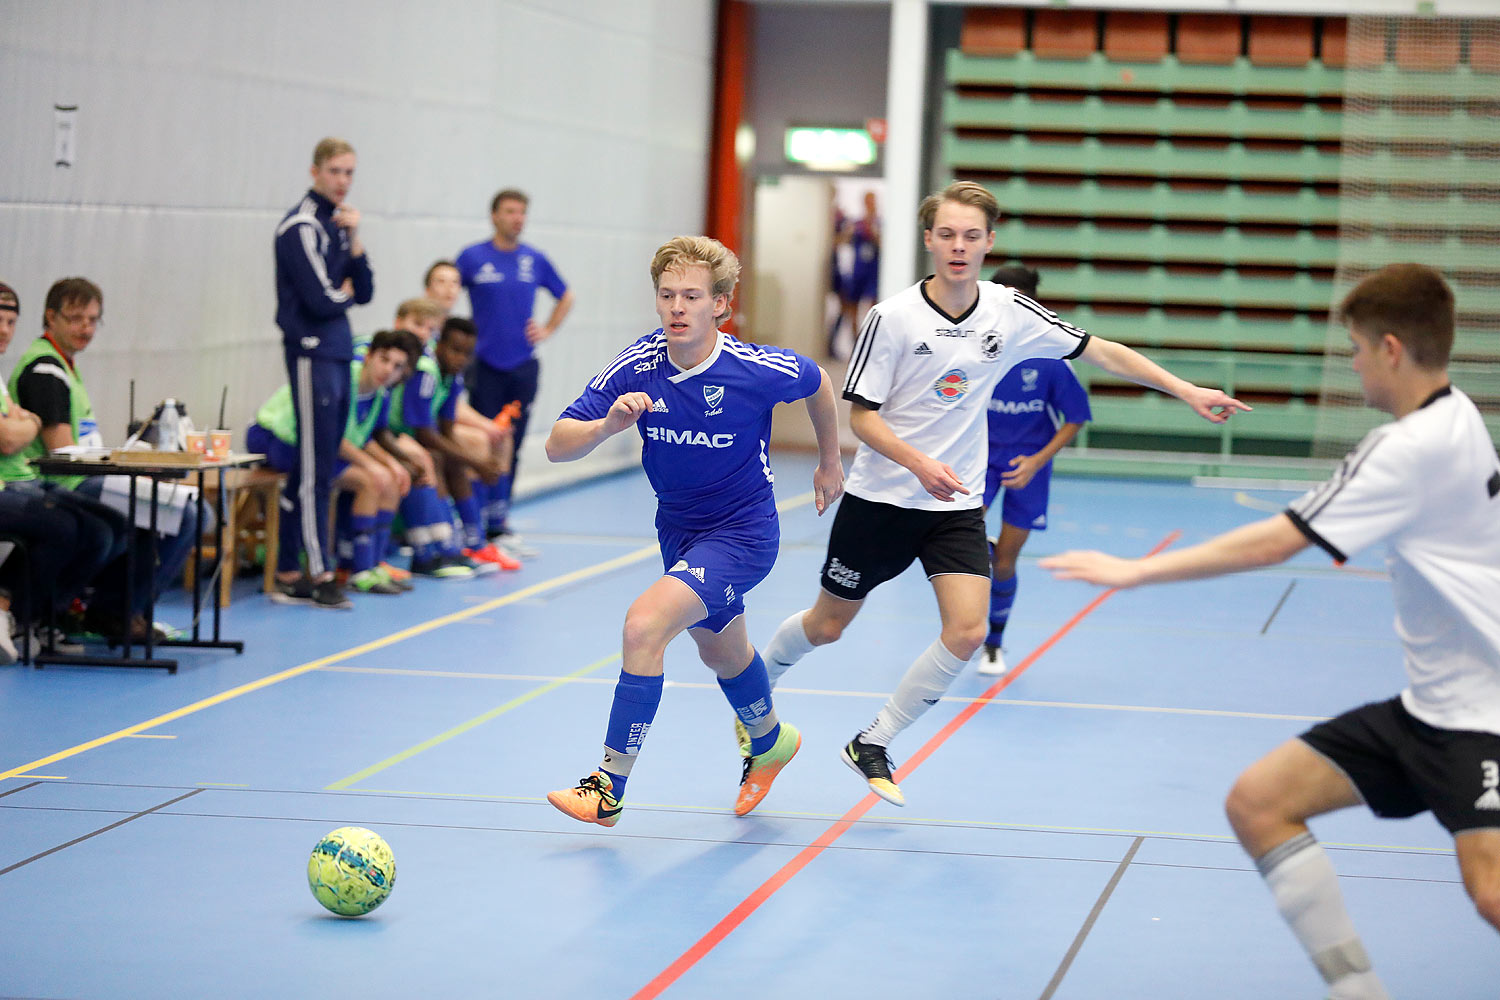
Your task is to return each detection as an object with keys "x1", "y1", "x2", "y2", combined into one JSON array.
[
  {"x1": 208, "y1": 429, "x2": 231, "y2": 461},
  {"x1": 185, "y1": 430, "x2": 208, "y2": 457}
]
